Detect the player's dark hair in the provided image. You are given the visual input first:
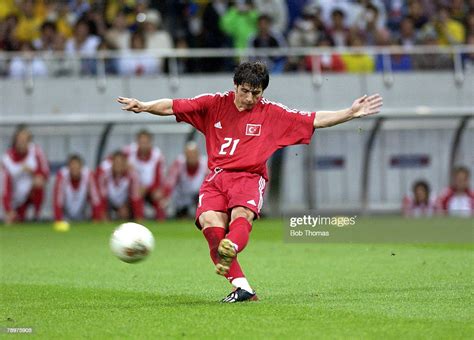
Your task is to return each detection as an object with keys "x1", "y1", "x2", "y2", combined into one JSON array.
[
  {"x1": 11, "y1": 124, "x2": 31, "y2": 148},
  {"x1": 233, "y1": 61, "x2": 270, "y2": 90},
  {"x1": 136, "y1": 129, "x2": 152, "y2": 139},
  {"x1": 413, "y1": 180, "x2": 430, "y2": 195},
  {"x1": 68, "y1": 154, "x2": 83, "y2": 165}
]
